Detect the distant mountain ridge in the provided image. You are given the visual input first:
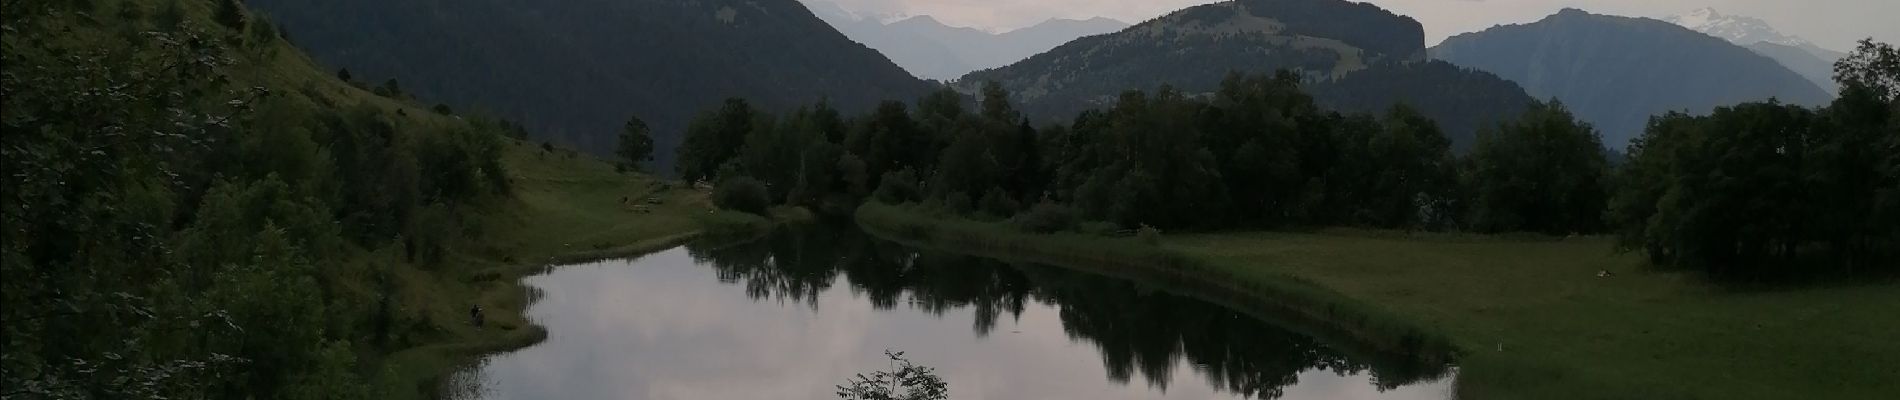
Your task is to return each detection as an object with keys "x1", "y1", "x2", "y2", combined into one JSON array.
[
  {"x1": 1432, "y1": 8, "x2": 1832, "y2": 149},
  {"x1": 805, "y1": 1, "x2": 1130, "y2": 80},
  {"x1": 960, "y1": 0, "x2": 1427, "y2": 120},
  {"x1": 250, "y1": 0, "x2": 935, "y2": 167},
  {"x1": 1664, "y1": 7, "x2": 1844, "y2": 93}
]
